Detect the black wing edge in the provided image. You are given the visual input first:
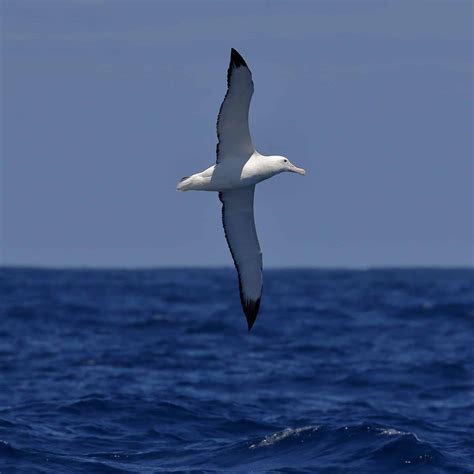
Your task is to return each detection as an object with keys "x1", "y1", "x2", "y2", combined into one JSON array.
[
  {"x1": 227, "y1": 48, "x2": 249, "y2": 86},
  {"x1": 219, "y1": 192, "x2": 262, "y2": 331},
  {"x1": 242, "y1": 297, "x2": 261, "y2": 331},
  {"x1": 231, "y1": 48, "x2": 248, "y2": 68}
]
